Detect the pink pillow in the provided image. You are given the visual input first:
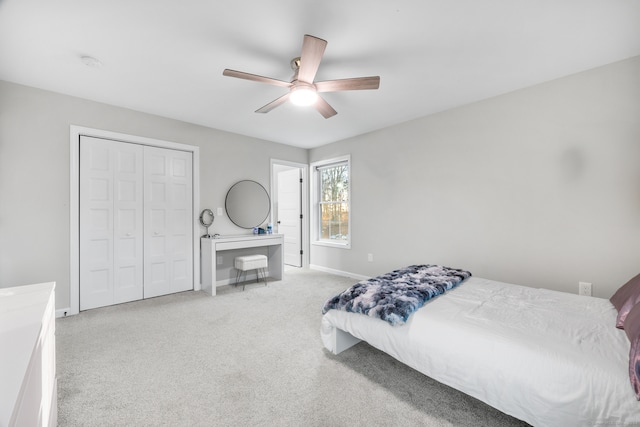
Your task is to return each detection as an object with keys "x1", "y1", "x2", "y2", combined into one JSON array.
[
  {"x1": 624, "y1": 302, "x2": 640, "y2": 399},
  {"x1": 610, "y1": 273, "x2": 640, "y2": 329}
]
